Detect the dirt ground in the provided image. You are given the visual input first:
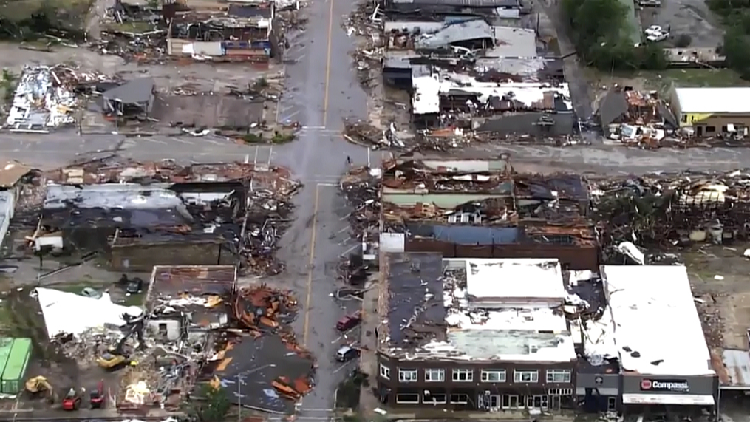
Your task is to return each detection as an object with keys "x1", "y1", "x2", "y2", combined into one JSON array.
[
  {"x1": 0, "y1": 42, "x2": 285, "y2": 132},
  {"x1": 683, "y1": 244, "x2": 750, "y2": 352},
  {"x1": 0, "y1": 43, "x2": 280, "y2": 92}
]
